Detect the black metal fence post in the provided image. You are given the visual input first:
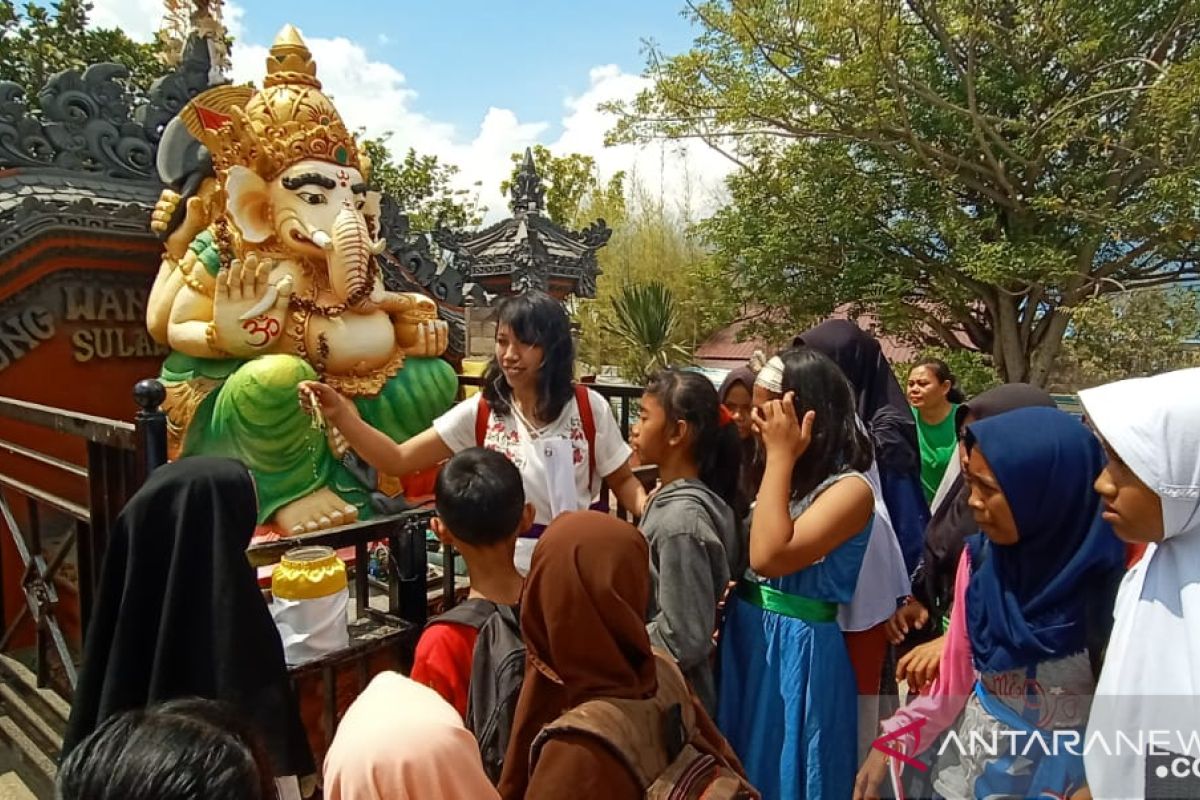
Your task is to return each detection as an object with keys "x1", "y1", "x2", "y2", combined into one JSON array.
[
  {"x1": 390, "y1": 515, "x2": 428, "y2": 627},
  {"x1": 133, "y1": 379, "x2": 168, "y2": 481}
]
